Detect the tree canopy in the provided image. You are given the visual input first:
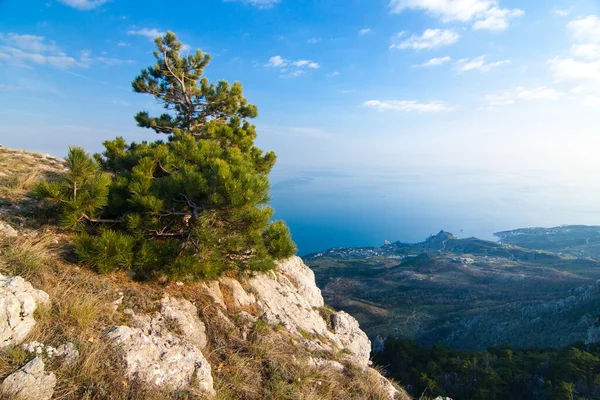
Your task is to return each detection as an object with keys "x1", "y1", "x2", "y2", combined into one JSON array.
[{"x1": 39, "y1": 32, "x2": 296, "y2": 280}]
